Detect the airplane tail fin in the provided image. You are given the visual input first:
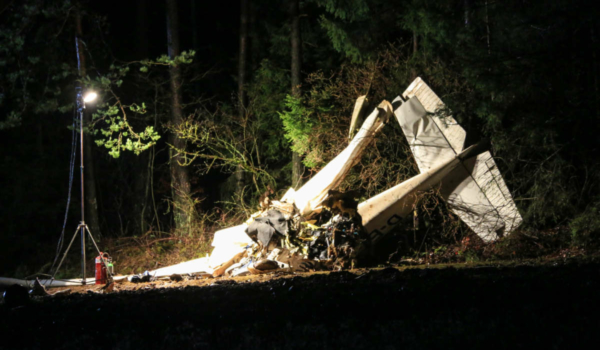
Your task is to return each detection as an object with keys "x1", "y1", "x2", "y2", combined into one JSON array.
[{"x1": 395, "y1": 78, "x2": 522, "y2": 241}]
